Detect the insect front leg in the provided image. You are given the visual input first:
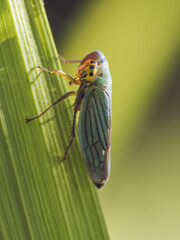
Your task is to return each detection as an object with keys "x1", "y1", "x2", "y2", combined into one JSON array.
[
  {"x1": 36, "y1": 65, "x2": 77, "y2": 85},
  {"x1": 58, "y1": 55, "x2": 81, "y2": 64}
]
